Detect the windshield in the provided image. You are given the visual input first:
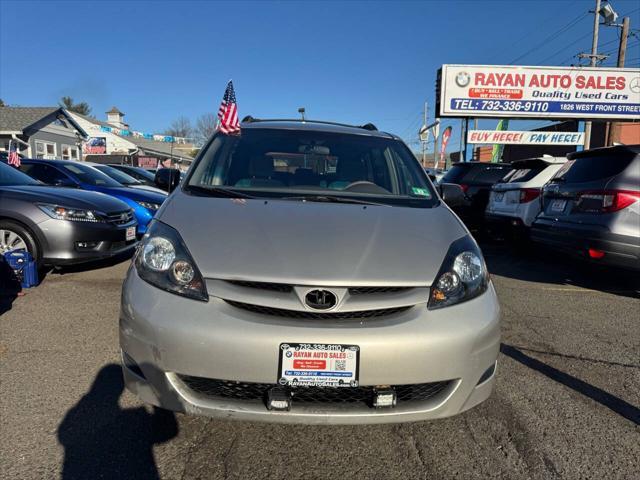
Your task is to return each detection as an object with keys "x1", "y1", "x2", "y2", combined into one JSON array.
[
  {"x1": 186, "y1": 128, "x2": 436, "y2": 207},
  {"x1": 95, "y1": 165, "x2": 141, "y2": 185},
  {"x1": 128, "y1": 166, "x2": 156, "y2": 181},
  {"x1": 0, "y1": 162, "x2": 40, "y2": 186},
  {"x1": 553, "y1": 154, "x2": 634, "y2": 184},
  {"x1": 61, "y1": 163, "x2": 122, "y2": 187}
]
